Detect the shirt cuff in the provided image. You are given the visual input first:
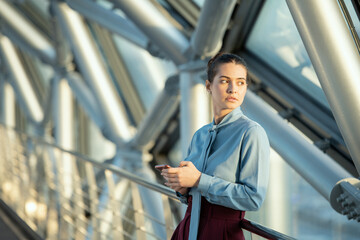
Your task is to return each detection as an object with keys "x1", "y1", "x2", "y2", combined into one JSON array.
[
  {"x1": 176, "y1": 191, "x2": 189, "y2": 204},
  {"x1": 197, "y1": 173, "x2": 212, "y2": 194}
]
